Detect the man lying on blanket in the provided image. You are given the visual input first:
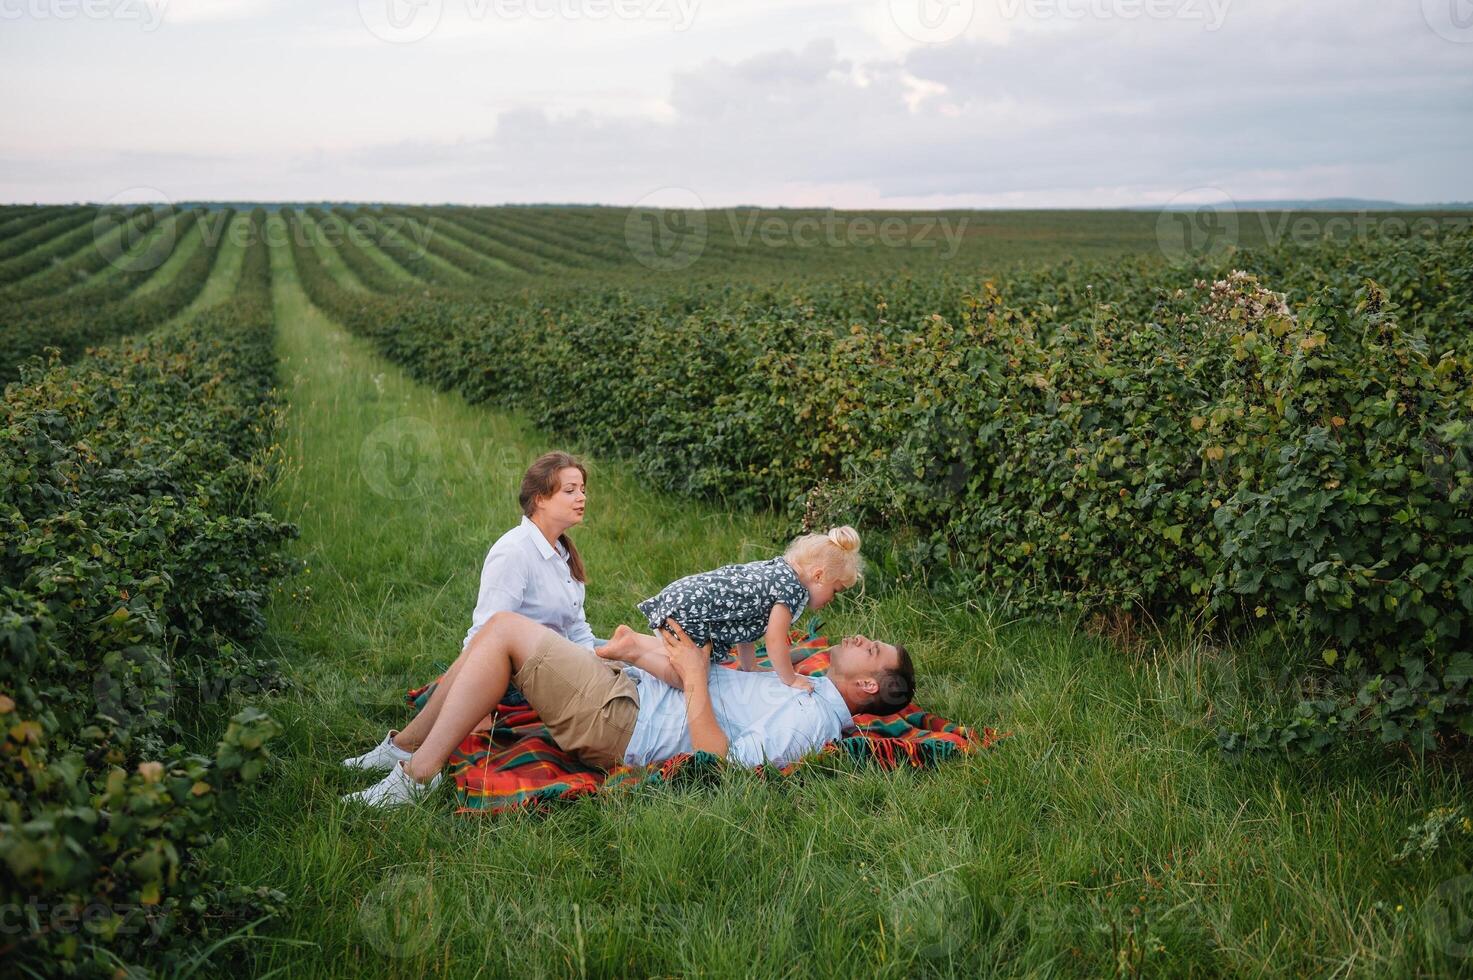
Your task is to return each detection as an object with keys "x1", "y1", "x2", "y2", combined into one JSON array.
[{"x1": 342, "y1": 611, "x2": 916, "y2": 807}]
